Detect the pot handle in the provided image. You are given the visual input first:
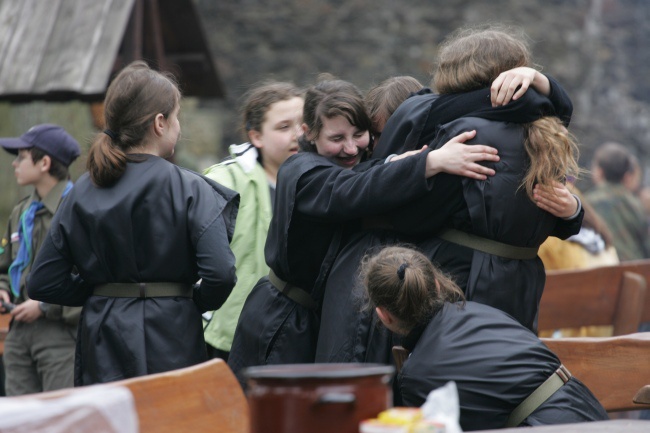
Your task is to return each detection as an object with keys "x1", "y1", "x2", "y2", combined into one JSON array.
[{"x1": 315, "y1": 392, "x2": 356, "y2": 405}]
